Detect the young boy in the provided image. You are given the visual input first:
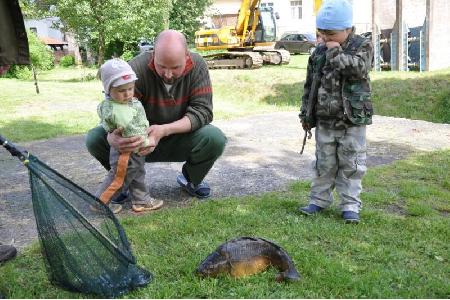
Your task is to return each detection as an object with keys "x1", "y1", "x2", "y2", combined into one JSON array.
[
  {"x1": 96, "y1": 58, "x2": 164, "y2": 213},
  {"x1": 298, "y1": 0, "x2": 374, "y2": 223}
]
